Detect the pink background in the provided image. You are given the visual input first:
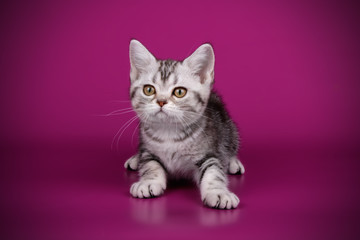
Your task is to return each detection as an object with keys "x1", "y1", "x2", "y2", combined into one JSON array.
[{"x1": 1, "y1": 0, "x2": 360, "y2": 239}]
